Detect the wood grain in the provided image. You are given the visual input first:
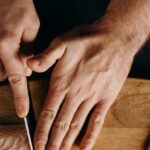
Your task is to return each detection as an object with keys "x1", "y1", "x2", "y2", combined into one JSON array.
[
  {"x1": 0, "y1": 125, "x2": 29, "y2": 150},
  {"x1": 0, "y1": 78, "x2": 150, "y2": 150}
]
